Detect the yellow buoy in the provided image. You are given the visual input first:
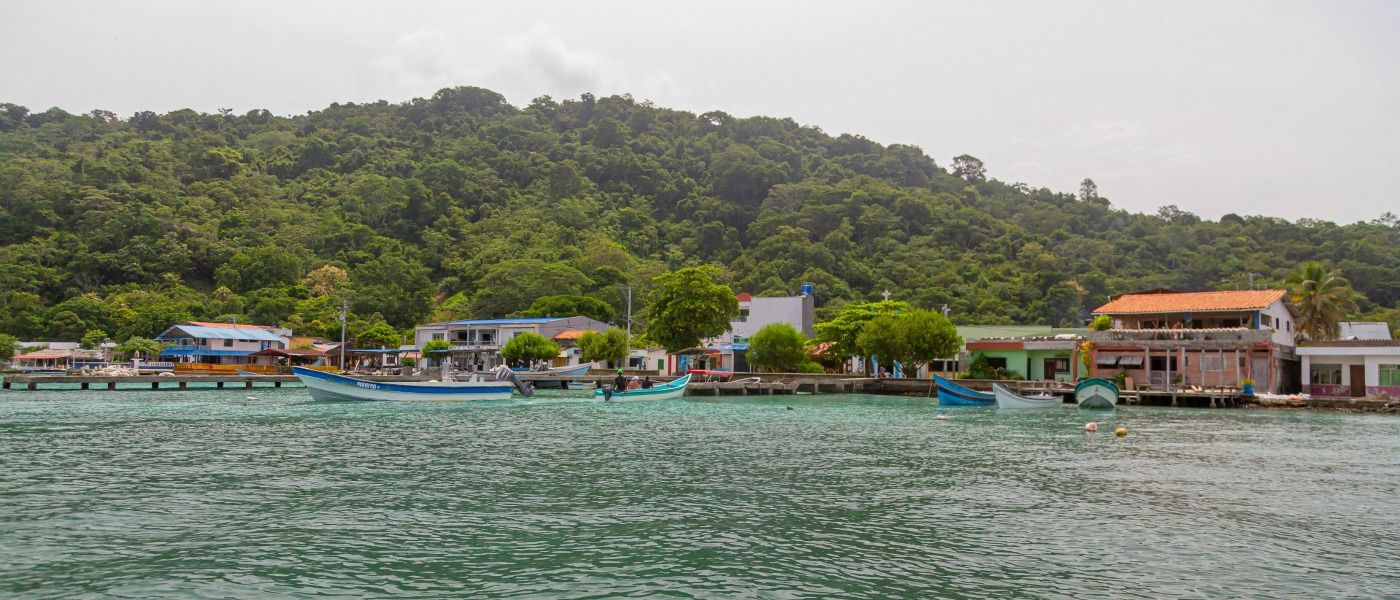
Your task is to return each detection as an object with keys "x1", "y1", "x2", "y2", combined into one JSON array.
[{"x1": 1115, "y1": 427, "x2": 1127, "y2": 437}]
